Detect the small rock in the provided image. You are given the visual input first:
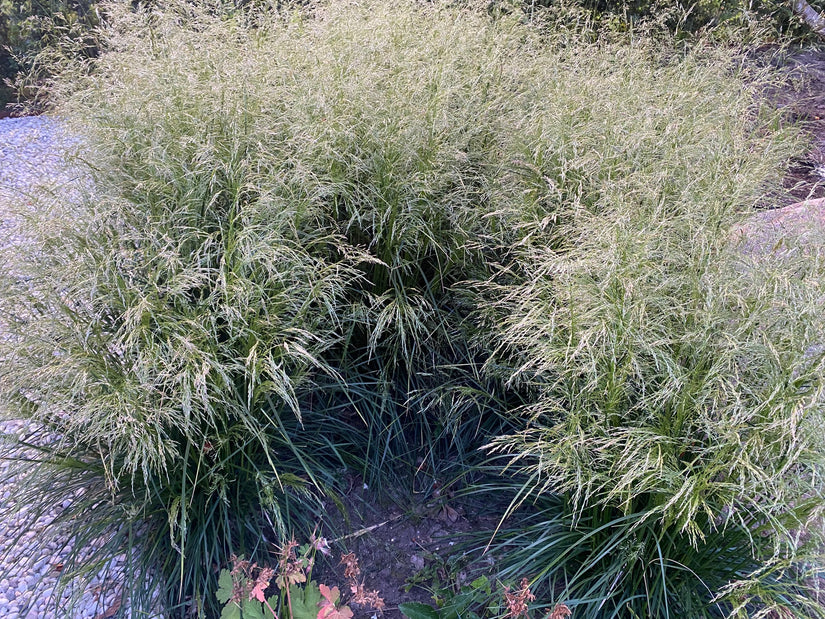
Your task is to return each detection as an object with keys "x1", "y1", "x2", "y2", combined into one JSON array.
[{"x1": 410, "y1": 554, "x2": 425, "y2": 570}]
